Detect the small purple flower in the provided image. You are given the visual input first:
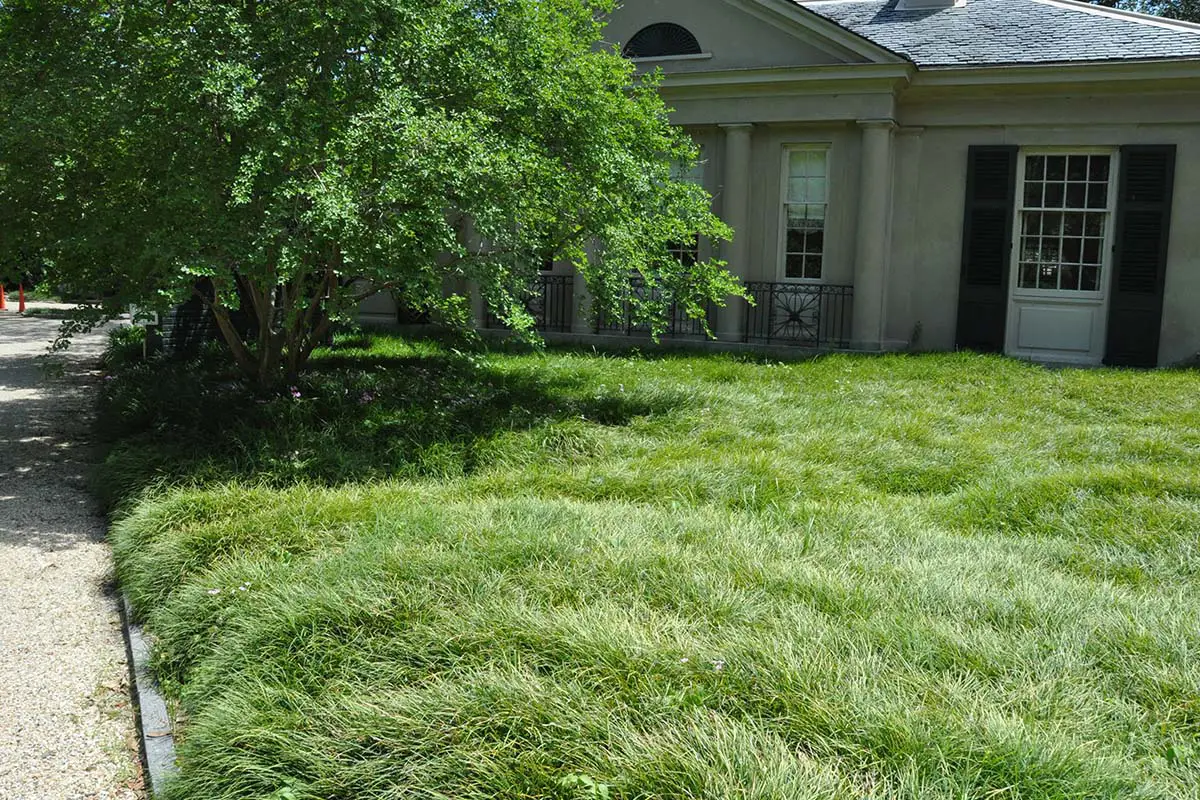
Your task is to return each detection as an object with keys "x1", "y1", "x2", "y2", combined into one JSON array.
[
  {"x1": 103, "y1": 375, "x2": 116, "y2": 382},
  {"x1": 289, "y1": 386, "x2": 302, "y2": 399},
  {"x1": 359, "y1": 391, "x2": 375, "y2": 405}
]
